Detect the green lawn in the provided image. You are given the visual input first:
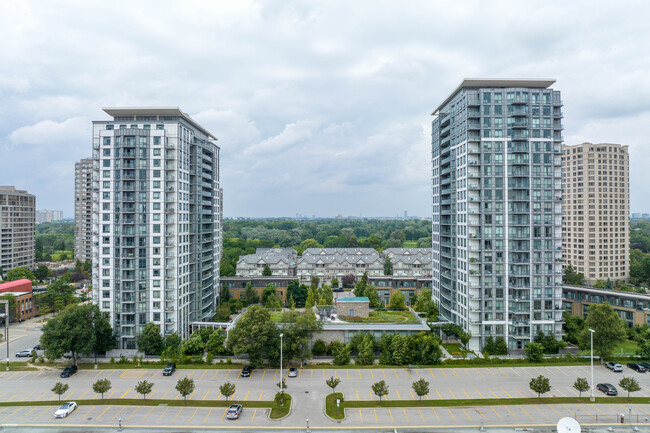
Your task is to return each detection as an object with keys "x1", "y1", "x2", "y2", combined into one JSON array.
[
  {"x1": 50, "y1": 250, "x2": 74, "y2": 261},
  {"x1": 443, "y1": 343, "x2": 463, "y2": 355},
  {"x1": 613, "y1": 339, "x2": 639, "y2": 355},
  {"x1": 402, "y1": 241, "x2": 418, "y2": 247},
  {"x1": 345, "y1": 310, "x2": 419, "y2": 324},
  {"x1": 269, "y1": 393, "x2": 292, "y2": 419},
  {"x1": 270, "y1": 312, "x2": 285, "y2": 323},
  {"x1": 325, "y1": 392, "x2": 345, "y2": 419}
]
